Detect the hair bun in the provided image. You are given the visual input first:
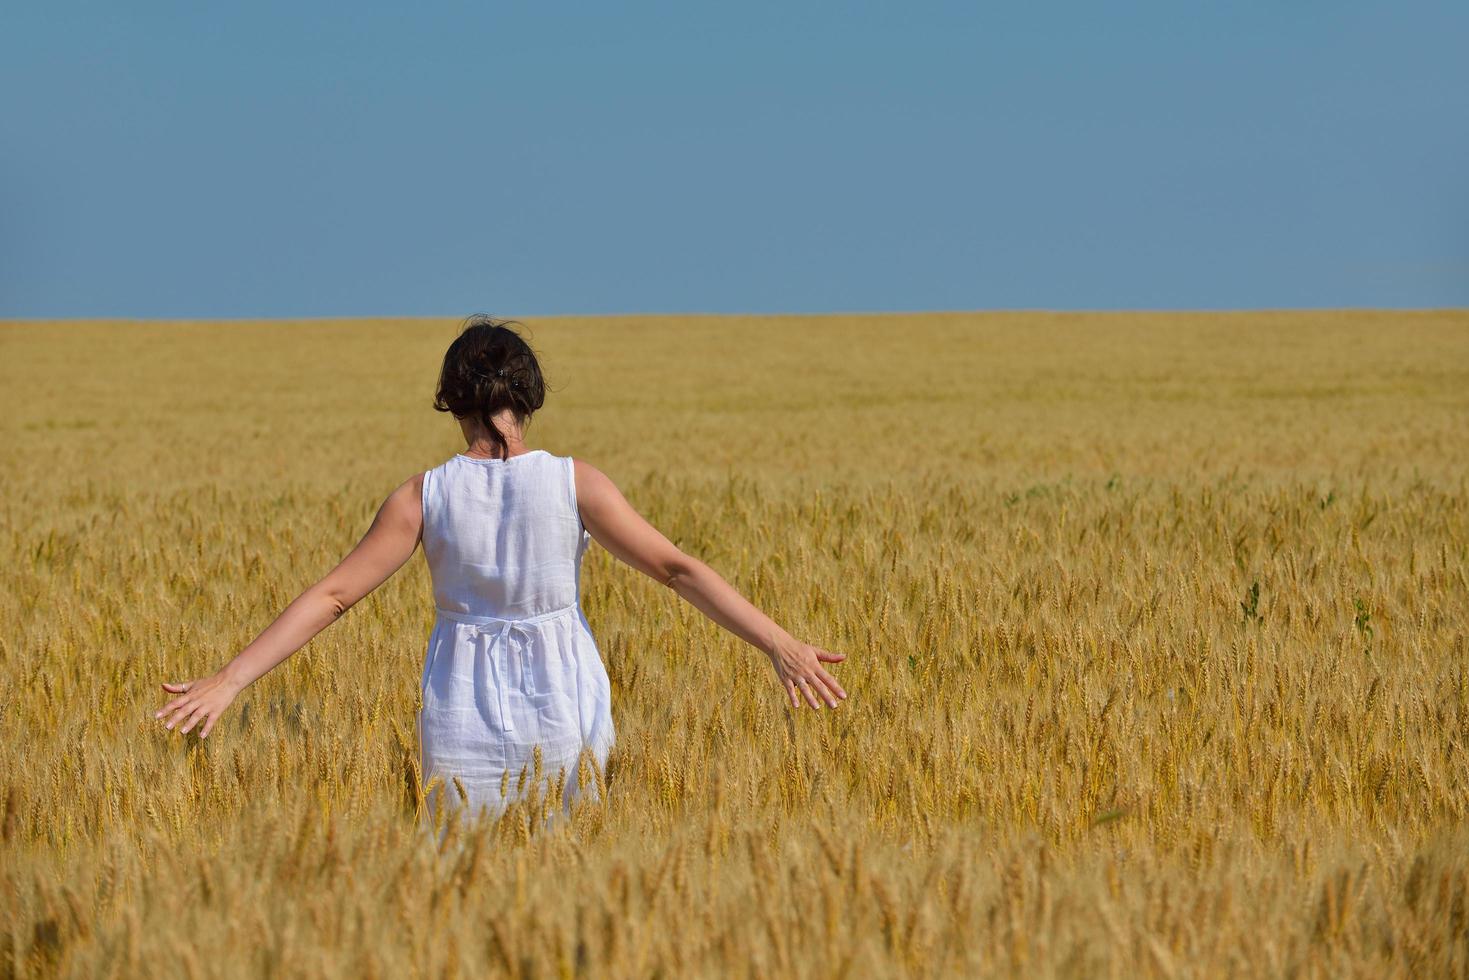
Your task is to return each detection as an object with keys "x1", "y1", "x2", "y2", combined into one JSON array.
[{"x1": 433, "y1": 315, "x2": 547, "y2": 456}]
